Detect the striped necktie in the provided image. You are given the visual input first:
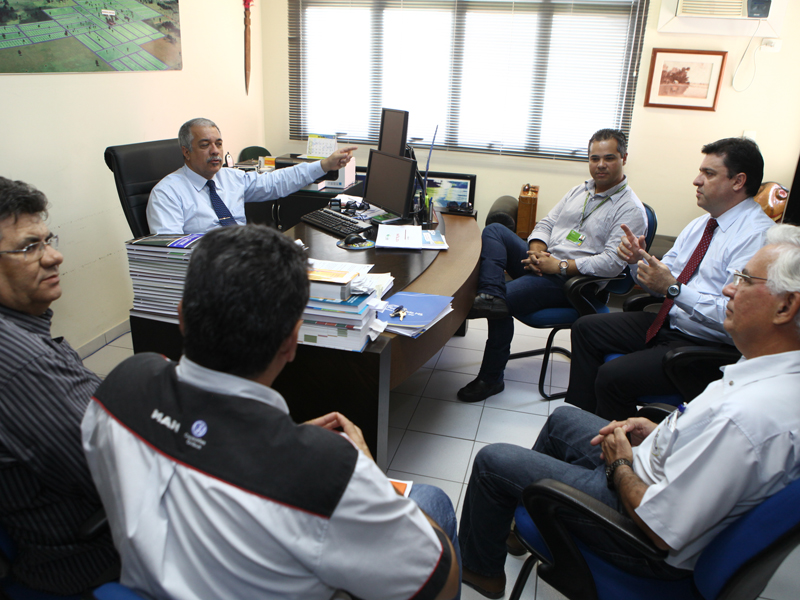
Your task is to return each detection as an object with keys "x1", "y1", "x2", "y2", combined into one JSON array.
[{"x1": 645, "y1": 218, "x2": 718, "y2": 343}]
